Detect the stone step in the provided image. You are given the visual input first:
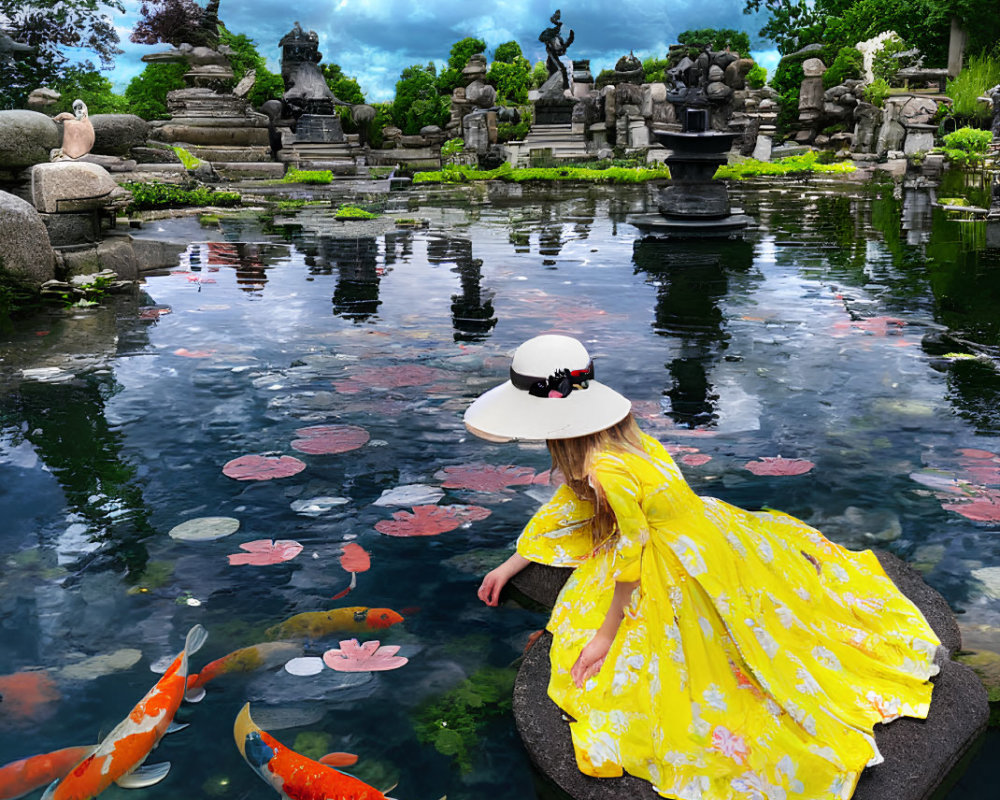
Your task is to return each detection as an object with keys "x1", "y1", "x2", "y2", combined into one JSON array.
[
  {"x1": 213, "y1": 162, "x2": 286, "y2": 179},
  {"x1": 184, "y1": 145, "x2": 272, "y2": 163}
]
